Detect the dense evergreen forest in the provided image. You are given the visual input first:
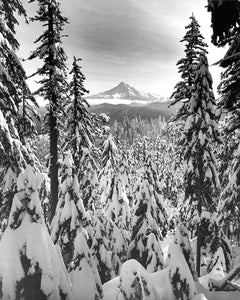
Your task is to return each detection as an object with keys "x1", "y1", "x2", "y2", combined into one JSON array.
[{"x1": 1, "y1": 0, "x2": 240, "y2": 299}]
